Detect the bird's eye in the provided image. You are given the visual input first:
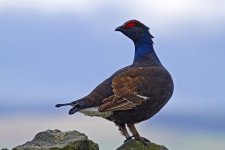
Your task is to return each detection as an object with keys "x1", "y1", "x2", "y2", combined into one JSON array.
[{"x1": 124, "y1": 22, "x2": 136, "y2": 29}]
